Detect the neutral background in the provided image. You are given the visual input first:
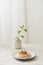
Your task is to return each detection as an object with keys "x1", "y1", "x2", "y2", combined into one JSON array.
[
  {"x1": 19, "y1": 0, "x2": 43, "y2": 43},
  {"x1": 26, "y1": 0, "x2": 43, "y2": 43},
  {"x1": 0, "y1": 0, "x2": 43, "y2": 49}
]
